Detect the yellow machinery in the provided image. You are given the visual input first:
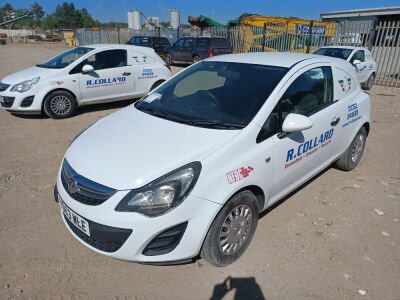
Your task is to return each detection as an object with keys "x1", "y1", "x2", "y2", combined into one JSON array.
[{"x1": 231, "y1": 14, "x2": 337, "y2": 53}]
